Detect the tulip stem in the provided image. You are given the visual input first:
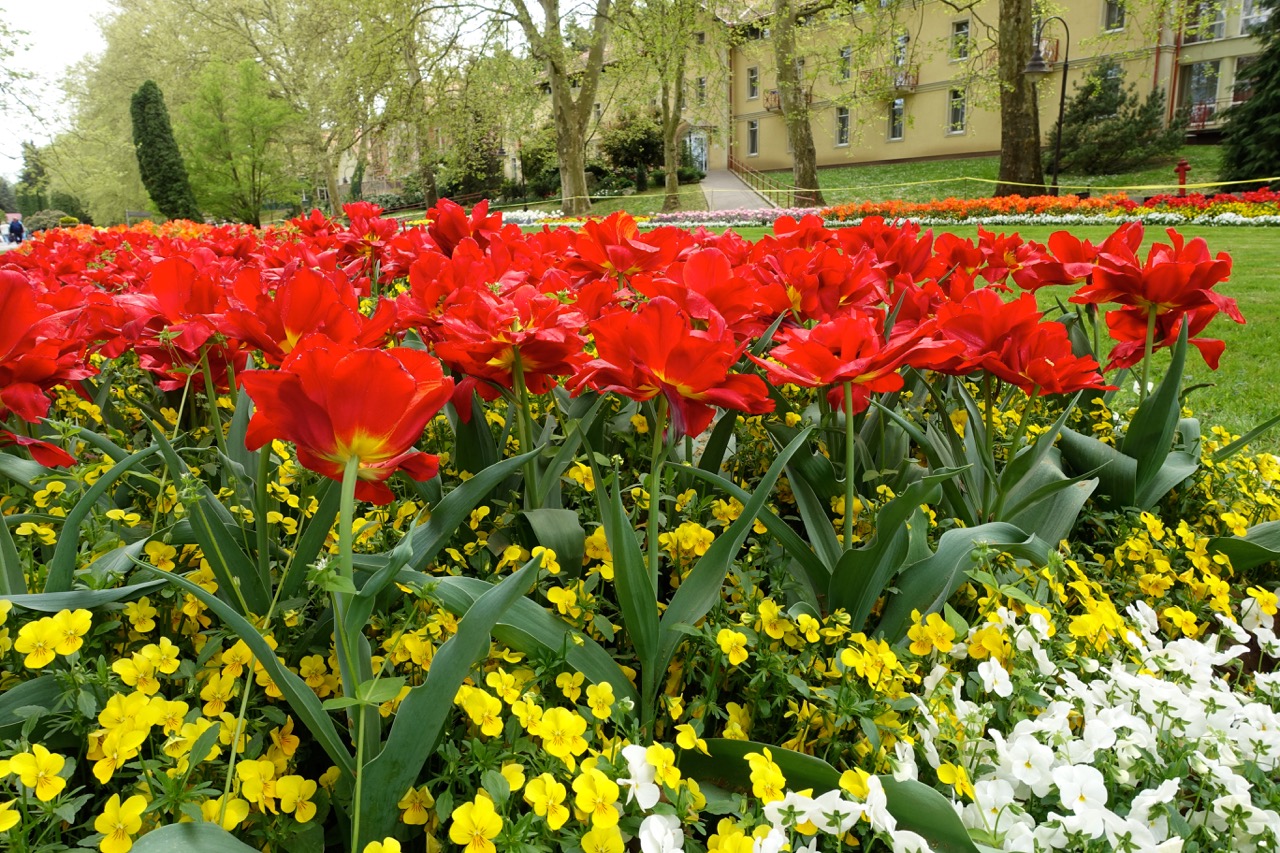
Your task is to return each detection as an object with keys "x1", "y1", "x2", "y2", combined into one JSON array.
[
  {"x1": 1139, "y1": 309, "x2": 1158, "y2": 404},
  {"x1": 338, "y1": 455, "x2": 359, "y2": 586},
  {"x1": 843, "y1": 382, "x2": 856, "y2": 552},
  {"x1": 510, "y1": 348, "x2": 540, "y2": 508},
  {"x1": 648, "y1": 395, "x2": 670, "y2": 590},
  {"x1": 333, "y1": 455, "x2": 361, "y2": 757},
  {"x1": 200, "y1": 352, "x2": 229, "y2": 463}
]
